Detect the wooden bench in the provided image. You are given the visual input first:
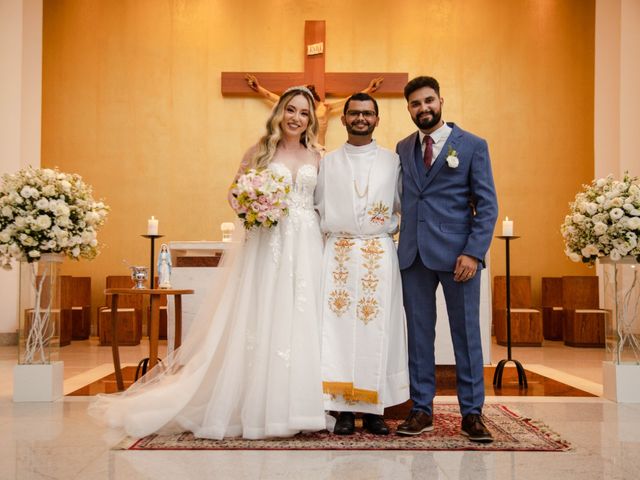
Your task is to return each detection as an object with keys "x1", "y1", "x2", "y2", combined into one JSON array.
[
  {"x1": 59, "y1": 275, "x2": 73, "y2": 346},
  {"x1": 70, "y1": 276, "x2": 92, "y2": 340},
  {"x1": 562, "y1": 276, "x2": 605, "y2": 347},
  {"x1": 493, "y1": 275, "x2": 543, "y2": 346},
  {"x1": 541, "y1": 277, "x2": 564, "y2": 340},
  {"x1": 98, "y1": 276, "x2": 143, "y2": 346}
]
